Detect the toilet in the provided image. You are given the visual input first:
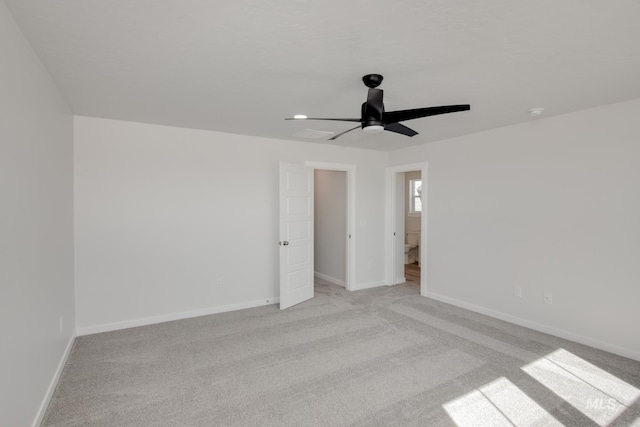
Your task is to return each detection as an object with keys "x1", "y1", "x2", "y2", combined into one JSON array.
[{"x1": 404, "y1": 231, "x2": 420, "y2": 264}]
